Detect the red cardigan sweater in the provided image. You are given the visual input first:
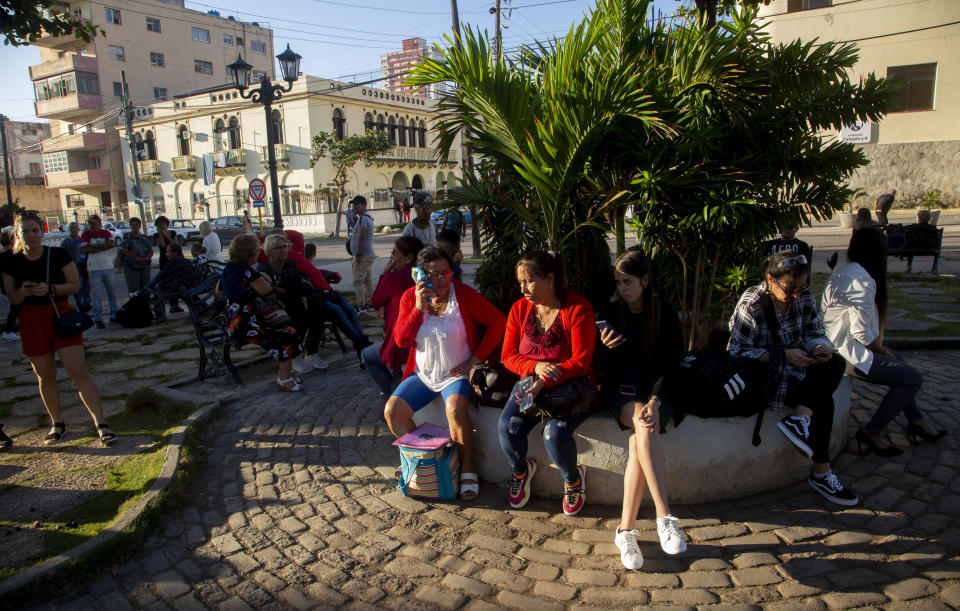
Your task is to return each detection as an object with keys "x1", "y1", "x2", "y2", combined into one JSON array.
[
  {"x1": 393, "y1": 280, "x2": 507, "y2": 380},
  {"x1": 501, "y1": 292, "x2": 597, "y2": 389}
]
